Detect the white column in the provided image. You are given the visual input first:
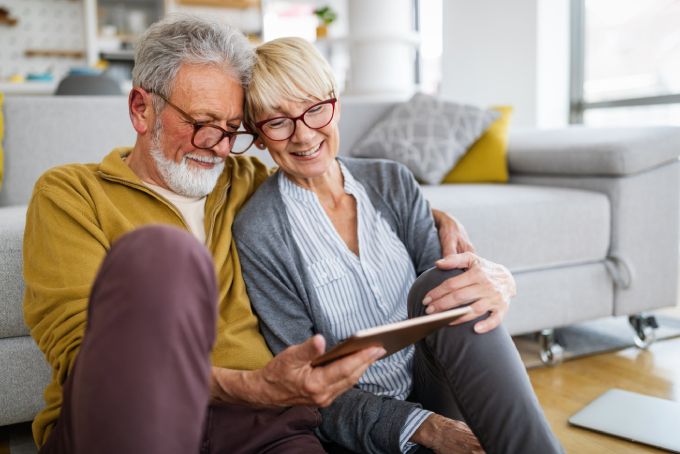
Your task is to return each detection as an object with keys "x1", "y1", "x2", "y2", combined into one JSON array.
[
  {"x1": 440, "y1": 0, "x2": 570, "y2": 128},
  {"x1": 83, "y1": 0, "x2": 98, "y2": 67},
  {"x1": 345, "y1": 0, "x2": 419, "y2": 96}
]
